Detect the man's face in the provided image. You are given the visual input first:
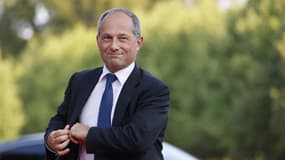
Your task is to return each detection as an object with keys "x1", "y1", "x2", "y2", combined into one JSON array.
[{"x1": 97, "y1": 12, "x2": 143, "y2": 72}]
